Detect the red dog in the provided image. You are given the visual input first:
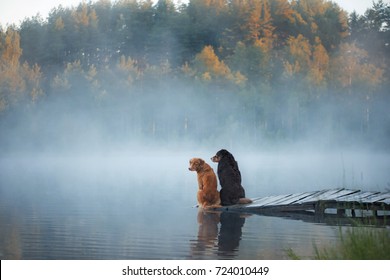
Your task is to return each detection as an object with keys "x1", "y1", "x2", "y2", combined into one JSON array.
[{"x1": 189, "y1": 158, "x2": 221, "y2": 209}]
